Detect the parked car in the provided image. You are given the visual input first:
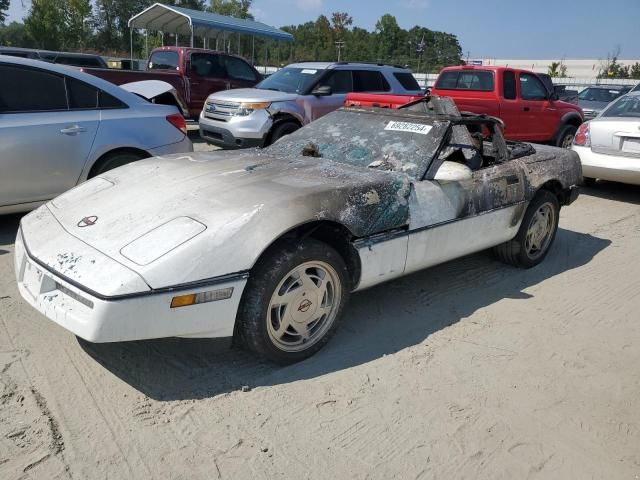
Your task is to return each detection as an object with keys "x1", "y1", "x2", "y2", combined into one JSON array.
[
  {"x1": 572, "y1": 91, "x2": 640, "y2": 185},
  {"x1": 82, "y1": 47, "x2": 262, "y2": 118},
  {"x1": 0, "y1": 46, "x2": 108, "y2": 68},
  {"x1": 577, "y1": 85, "x2": 632, "y2": 119},
  {"x1": 15, "y1": 96, "x2": 580, "y2": 364},
  {"x1": 199, "y1": 61, "x2": 424, "y2": 148},
  {"x1": 430, "y1": 65, "x2": 584, "y2": 147},
  {"x1": 0, "y1": 56, "x2": 192, "y2": 214}
]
